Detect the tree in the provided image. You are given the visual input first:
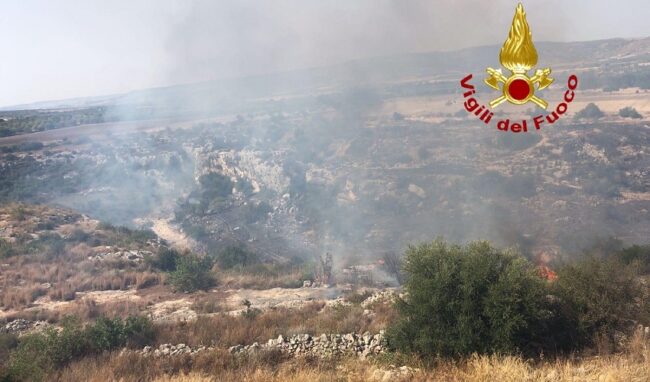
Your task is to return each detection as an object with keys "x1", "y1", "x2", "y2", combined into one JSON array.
[
  {"x1": 388, "y1": 239, "x2": 555, "y2": 357},
  {"x1": 168, "y1": 254, "x2": 215, "y2": 292}
]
